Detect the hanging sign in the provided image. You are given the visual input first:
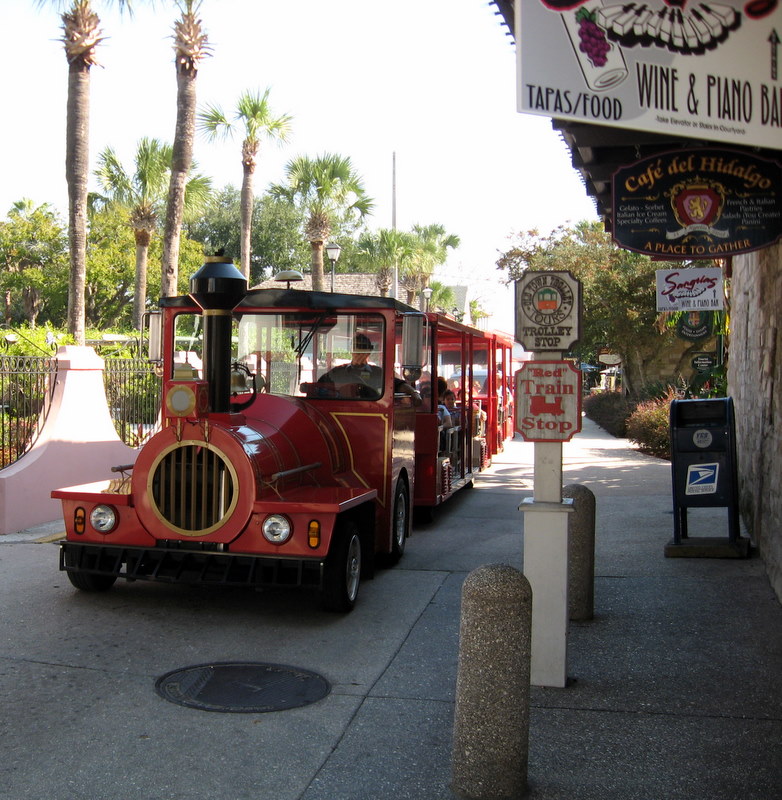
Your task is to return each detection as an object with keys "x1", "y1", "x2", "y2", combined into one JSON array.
[
  {"x1": 656, "y1": 267, "x2": 723, "y2": 311},
  {"x1": 692, "y1": 352, "x2": 718, "y2": 373},
  {"x1": 613, "y1": 149, "x2": 782, "y2": 259},
  {"x1": 598, "y1": 350, "x2": 622, "y2": 365},
  {"x1": 515, "y1": 271, "x2": 582, "y2": 351},
  {"x1": 516, "y1": 0, "x2": 782, "y2": 151},
  {"x1": 677, "y1": 310, "x2": 714, "y2": 341},
  {"x1": 514, "y1": 360, "x2": 583, "y2": 442}
]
